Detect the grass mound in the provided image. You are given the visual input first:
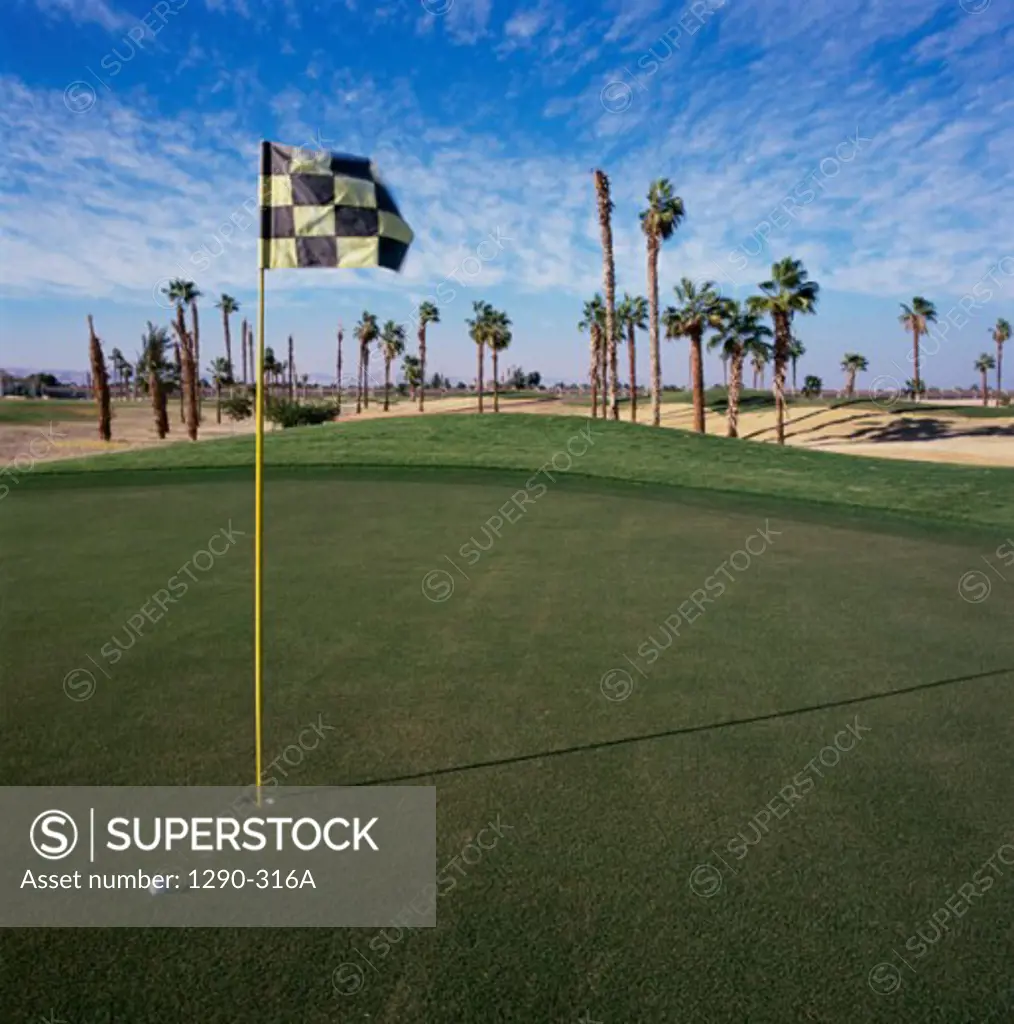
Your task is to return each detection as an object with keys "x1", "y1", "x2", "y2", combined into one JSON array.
[{"x1": 29, "y1": 412, "x2": 1014, "y2": 531}]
